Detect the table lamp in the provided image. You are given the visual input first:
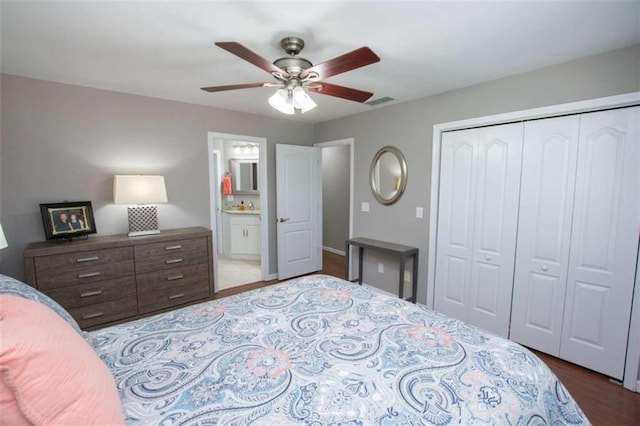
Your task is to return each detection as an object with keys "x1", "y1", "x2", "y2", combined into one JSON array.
[{"x1": 113, "y1": 175, "x2": 168, "y2": 237}]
